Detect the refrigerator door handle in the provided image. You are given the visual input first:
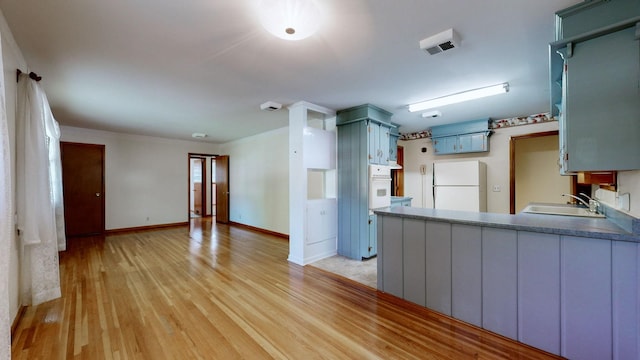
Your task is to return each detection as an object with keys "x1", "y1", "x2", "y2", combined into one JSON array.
[{"x1": 432, "y1": 164, "x2": 436, "y2": 209}]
